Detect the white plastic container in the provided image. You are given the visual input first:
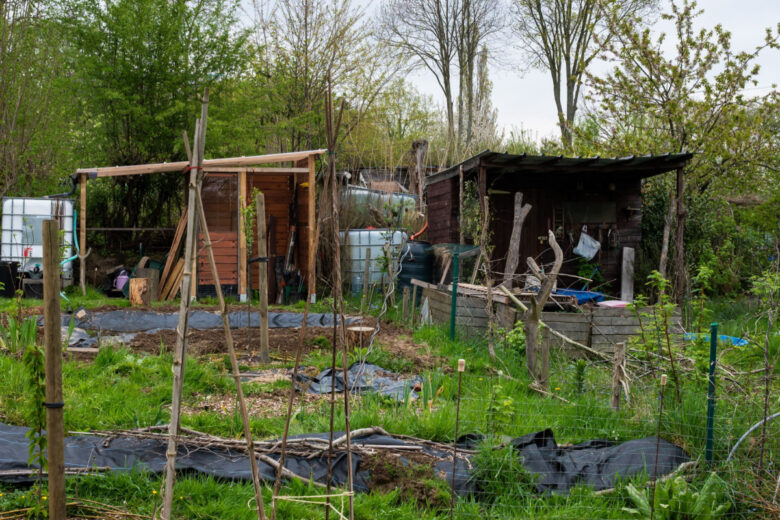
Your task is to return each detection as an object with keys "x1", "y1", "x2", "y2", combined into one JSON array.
[
  {"x1": 1, "y1": 197, "x2": 75, "y2": 281},
  {"x1": 340, "y1": 229, "x2": 406, "y2": 293}
]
